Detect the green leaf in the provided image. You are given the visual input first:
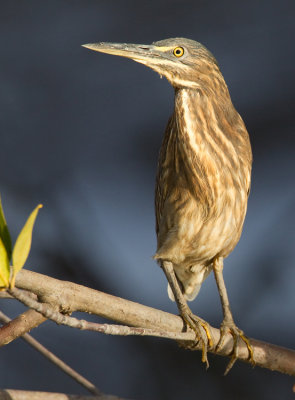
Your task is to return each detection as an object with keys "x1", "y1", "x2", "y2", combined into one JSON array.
[
  {"x1": 0, "y1": 195, "x2": 12, "y2": 259},
  {"x1": 11, "y1": 204, "x2": 43, "y2": 280},
  {"x1": 0, "y1": 237, "x2": 10, "y2": 288}
]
